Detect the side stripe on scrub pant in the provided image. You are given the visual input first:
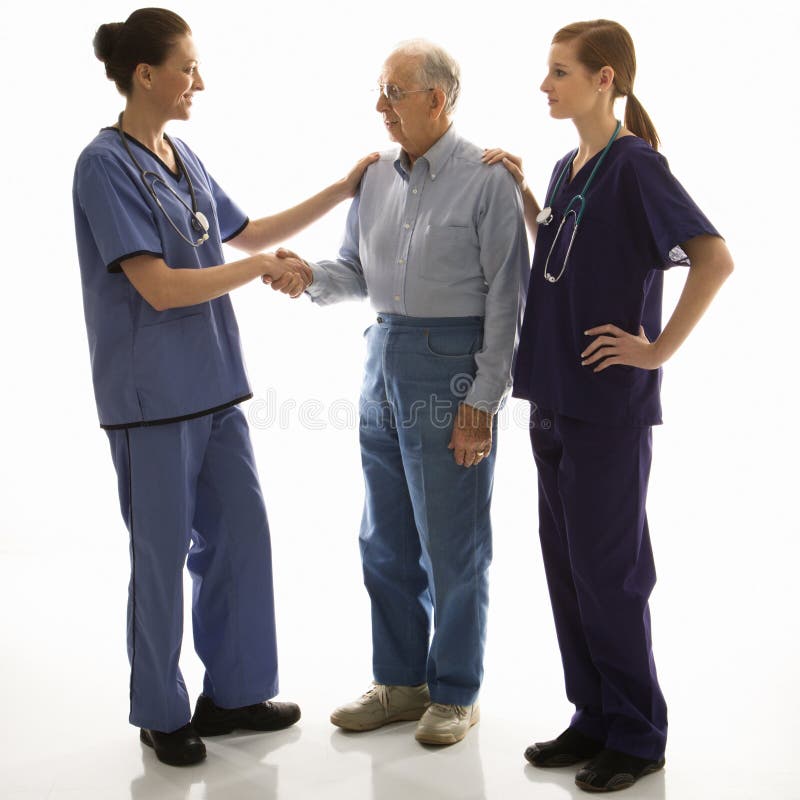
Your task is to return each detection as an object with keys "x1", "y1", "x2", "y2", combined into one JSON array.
[
  {"x1": 106, "y1": 405, "x2": 279, "y2": 732},
  {"x1": 530, "y1": 406, "x2": 668, "y2": 761}
]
